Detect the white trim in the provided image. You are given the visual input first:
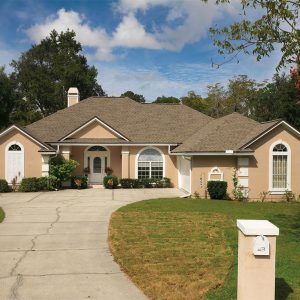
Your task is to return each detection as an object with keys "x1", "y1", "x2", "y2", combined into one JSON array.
[
  {"x1": 0, "y1": 125, "x2": 48, "y2": 149},
  {"x1": 5, "y1": 141, "x2": 25, "y2": 184},
  {"x1": 208, "y1": 167, "x2": 224, "y2": 181},
  {"x1": 51, "y1": 143, "x2": 178, "y2": 147},
  {"x1": 242, "y1": 121, "x2": 300, "y2": 149},
  {"x1": 121, "y1": 151, "x2": 130, "y2": 154},
  {"x1": 135, "y1": 146, "x2": 165, "y2": 179},
  {"x1": 170, "y1": 152, "x2": 254, "y2": 156},
  {"x1": 60, "y1": 117, "x2": 130, "y2": 141},
  {"x1": 268, "y1": 140, "x2": 291, "y2": 192}
]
